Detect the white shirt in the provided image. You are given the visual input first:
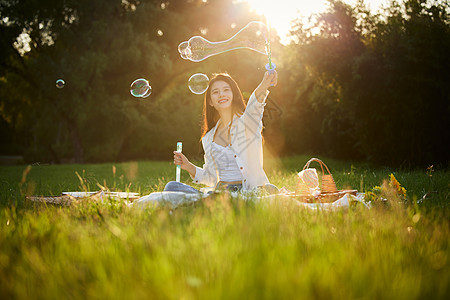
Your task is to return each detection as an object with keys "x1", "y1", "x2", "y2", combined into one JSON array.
[
  {"x1": 191, "y1": 90, "x2": 270, "y2": 190},
  {"x1": 211, "y1": 142, "x2": 243, "y2": 182}
]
